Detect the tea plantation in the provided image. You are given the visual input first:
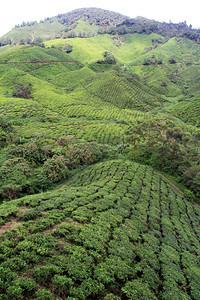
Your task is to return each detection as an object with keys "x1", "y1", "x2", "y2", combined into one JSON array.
[
  {"x1": 0, "y1": 160, "x2": 200, "y2": 299},
  {"x1": 0, "y1": 7, "x2": 200, "y2": 299}
]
